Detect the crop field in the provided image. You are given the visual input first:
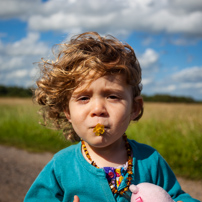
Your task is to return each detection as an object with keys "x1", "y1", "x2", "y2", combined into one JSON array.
[{"x1": 0, "y1": 98, "x2": 202, "y2": 179}]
